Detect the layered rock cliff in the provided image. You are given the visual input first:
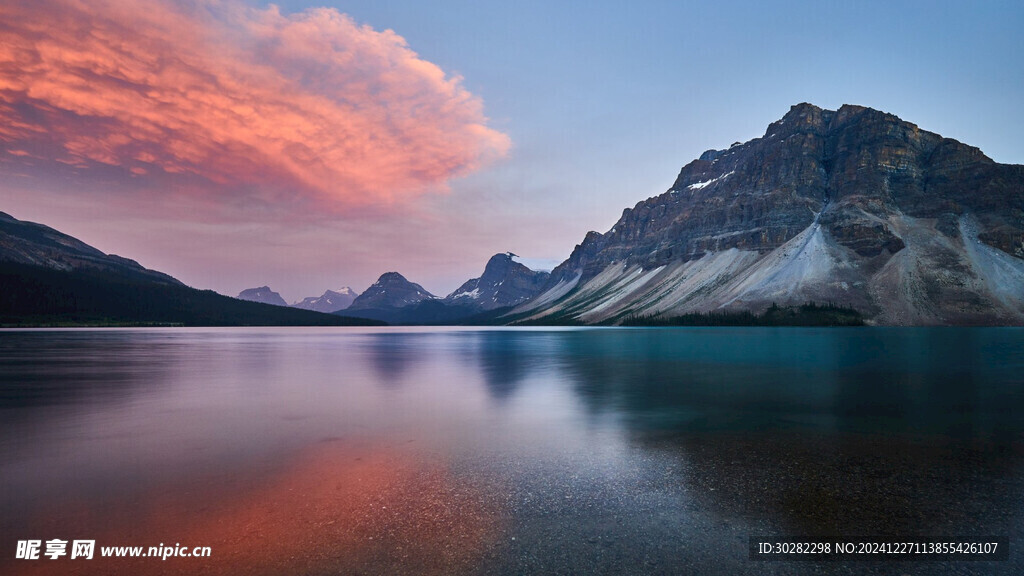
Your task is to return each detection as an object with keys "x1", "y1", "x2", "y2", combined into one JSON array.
[
  {"x1": 516, "y1": 104, "x2": 1024, "y2": 325},
  {"x1": 444, "y1": 253, "x2": 550, "y2": 311}
]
